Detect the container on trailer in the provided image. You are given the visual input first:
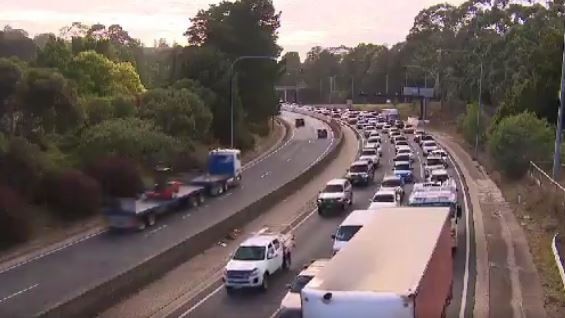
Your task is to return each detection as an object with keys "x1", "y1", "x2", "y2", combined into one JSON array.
[{"x1": 301, "y1": 207, "x2": 454, "y2": 318}]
